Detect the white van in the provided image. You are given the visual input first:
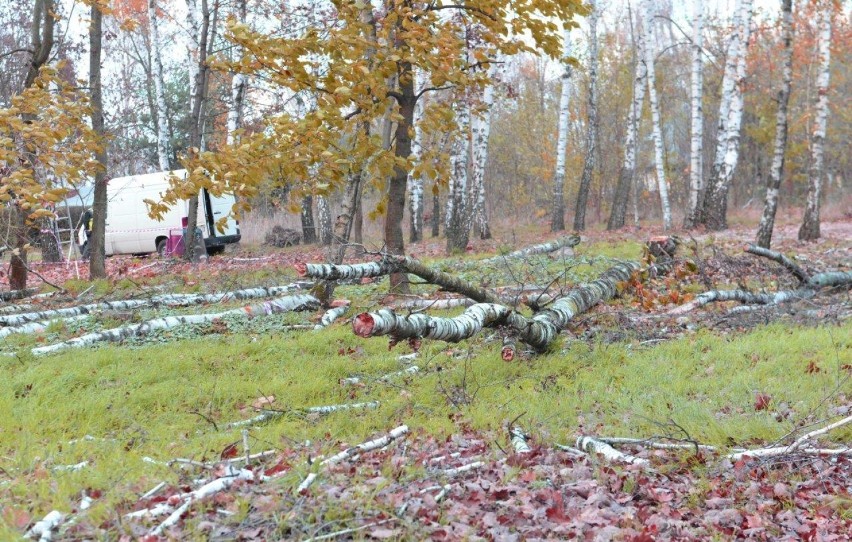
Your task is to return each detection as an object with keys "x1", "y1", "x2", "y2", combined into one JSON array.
[{"x1": 85, "y1": 170, "x2": 240, "y2": 257}]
